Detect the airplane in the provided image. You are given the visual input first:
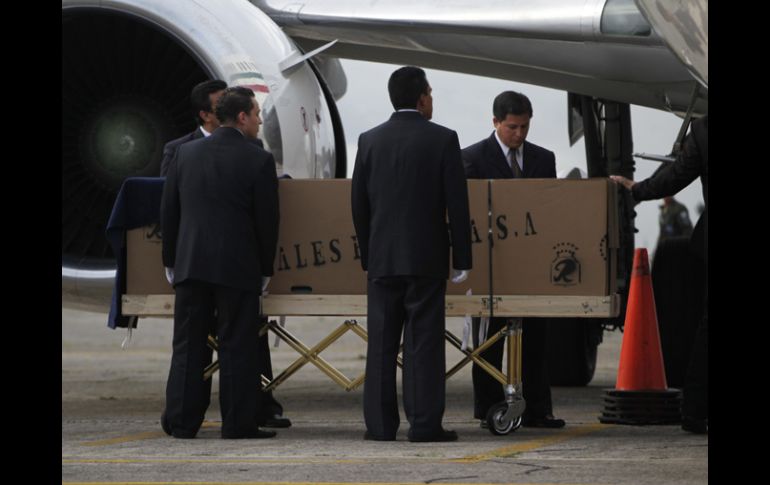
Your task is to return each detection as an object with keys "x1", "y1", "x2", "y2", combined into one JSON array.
[{"x1": 62, "y1": 0, "x2": 707, "y2": 384}]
